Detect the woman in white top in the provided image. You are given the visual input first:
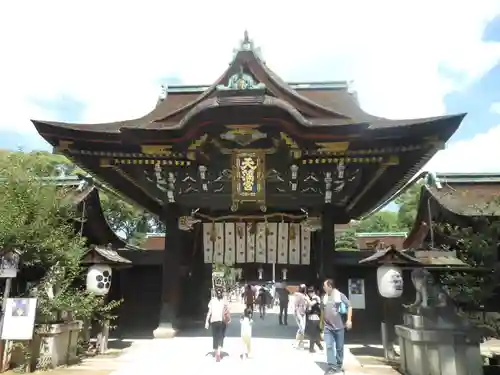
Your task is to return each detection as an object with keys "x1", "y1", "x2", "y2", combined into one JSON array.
[{"x1": 205, "y1": 288, "x2": 230, "y2": 362}]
